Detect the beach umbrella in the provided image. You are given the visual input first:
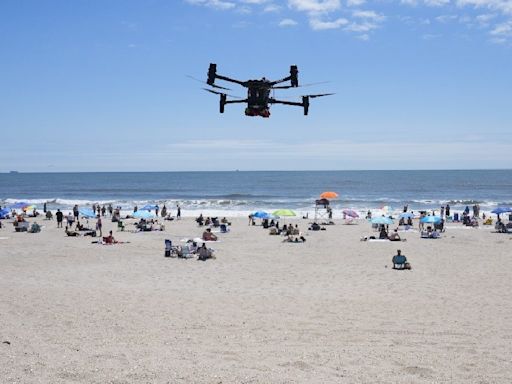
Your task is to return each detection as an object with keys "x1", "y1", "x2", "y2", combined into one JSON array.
[
  {"x1": 0, "y1": 208, "x2": 9, "y2": 219},
  {"x1": 9, "y1": 202, "x2": 30, "y2": 210},
  {"x1": 251, "y1": 211, "x2": 271, "y2": 219},
  {"x1": 420, "y1": 215, "x2": 442, "y2": 224},
  {"x1": 342, "y1": 209, "x2": 359, "y2": 218},
  {"x1": 371, "y1": 216, "x2": 394, "y2": 225},
  {"x1": 272, "y1": 209, "x2": 296, "y2": 217},
  {"x1": 140, "y1": 204, "x2": 158, "y2": 211},
  {"x1": 133, "y1": 210, "x2": 156, "y2": 219},
  {"x1": 399, "y1": 212, "x2": 415, "y2": 219},
  {"x1": 320, "y1": 191, "x2": 338, "y2": 199},
  {"x1": 24, "y1": 205, "x2": 37, "y2": 212},
  {"x1": 491, "y1": 207, "x2": 512, "y2": 215},
  {"x1": 79, "y1": 208, "x2": 97, "y2": 218}
]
